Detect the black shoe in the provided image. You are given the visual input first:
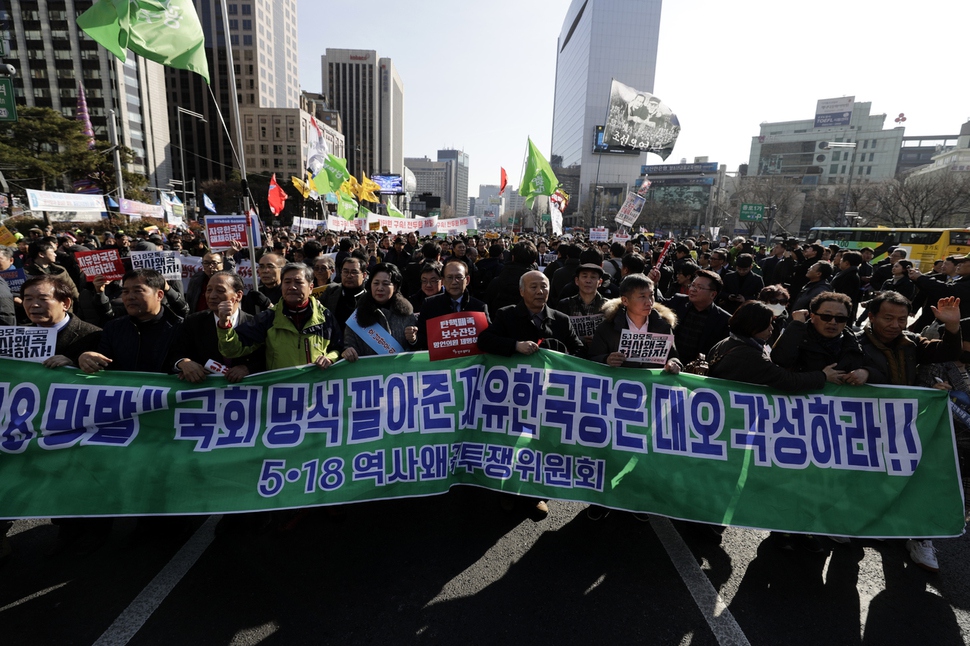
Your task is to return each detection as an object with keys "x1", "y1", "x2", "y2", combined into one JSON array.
[{"x1": 586, "y1": 505, "x2": 610, "y2": 521}]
